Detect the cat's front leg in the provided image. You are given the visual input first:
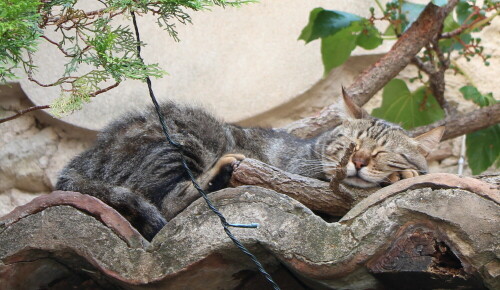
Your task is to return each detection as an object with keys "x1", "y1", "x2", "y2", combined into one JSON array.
[
  {"x1": 162, "y1": 153, "x2": 245, "y2": 220},
  {"x1": 206, "y1": 153, "x2": 246, "y2": 192}
]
